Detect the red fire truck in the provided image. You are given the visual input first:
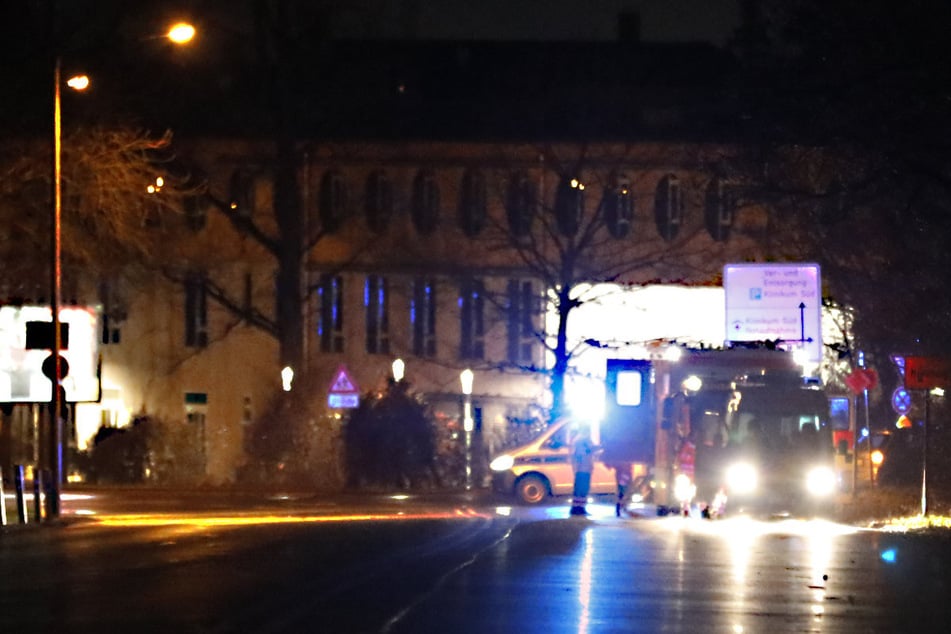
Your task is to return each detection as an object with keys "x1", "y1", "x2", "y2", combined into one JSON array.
[{"x1": 603, "y1": 347, "x2": 838, "y2": 516}]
